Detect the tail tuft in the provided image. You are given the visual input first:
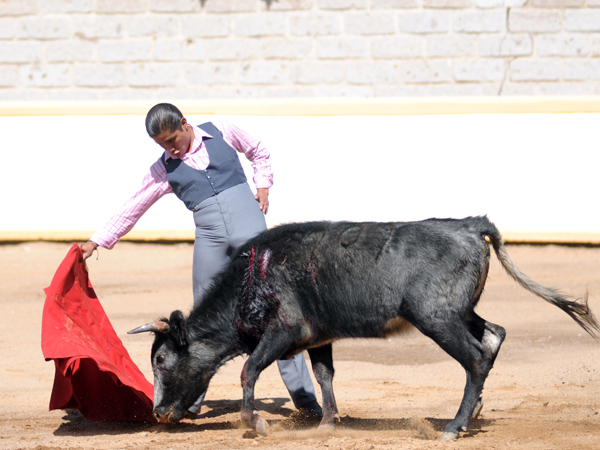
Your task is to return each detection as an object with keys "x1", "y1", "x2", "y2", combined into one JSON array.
[{"x1": 555, "y1": 292, "x2": 600, "y2": 340}]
